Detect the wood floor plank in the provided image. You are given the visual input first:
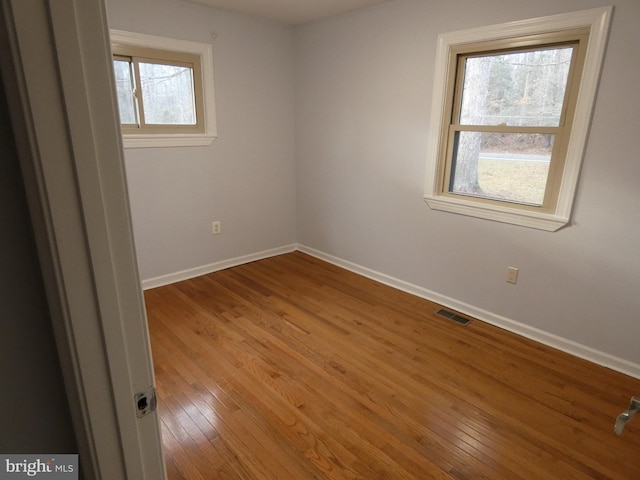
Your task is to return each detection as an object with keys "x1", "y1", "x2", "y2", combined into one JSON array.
[{"x1": 144, "y1": 251, "x2": 640, "y2": 479}]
